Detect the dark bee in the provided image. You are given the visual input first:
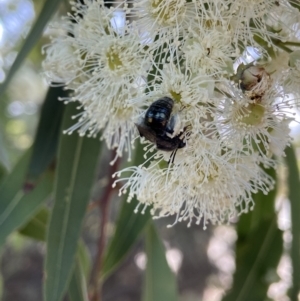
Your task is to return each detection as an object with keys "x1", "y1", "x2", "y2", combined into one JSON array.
[
  {"x1": 144, "y1": 96, "x2": 174, "y2": 135},
  {"x1": 135, "y1": 97, "x2": 187, "y2": 153}
]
